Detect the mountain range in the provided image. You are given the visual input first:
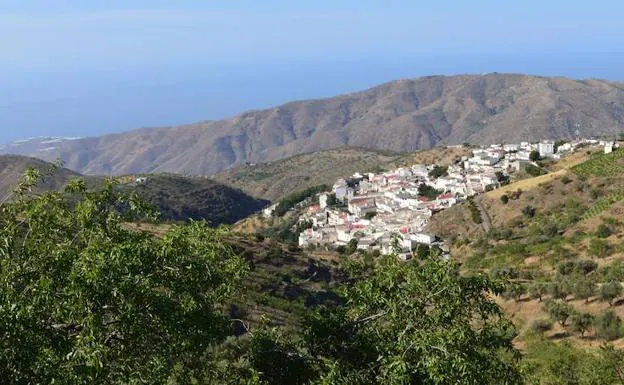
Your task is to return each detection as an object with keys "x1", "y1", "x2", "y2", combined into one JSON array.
[{"x1": 3, "y1": 73, "x2": 624, "y2": 176}]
